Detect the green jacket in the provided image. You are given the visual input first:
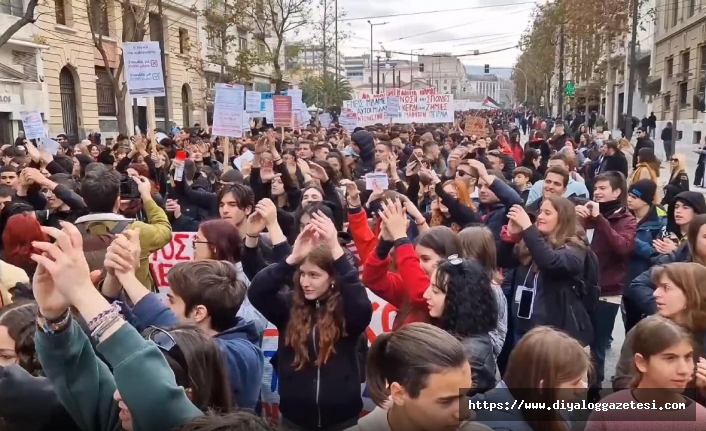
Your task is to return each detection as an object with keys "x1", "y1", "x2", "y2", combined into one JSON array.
[
  {"x1": 74, "y1": 198, "x2": 172, "y2": 290},
  {"x1": 35, "y1": 320, "x2": 203, "y2": 431}
]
